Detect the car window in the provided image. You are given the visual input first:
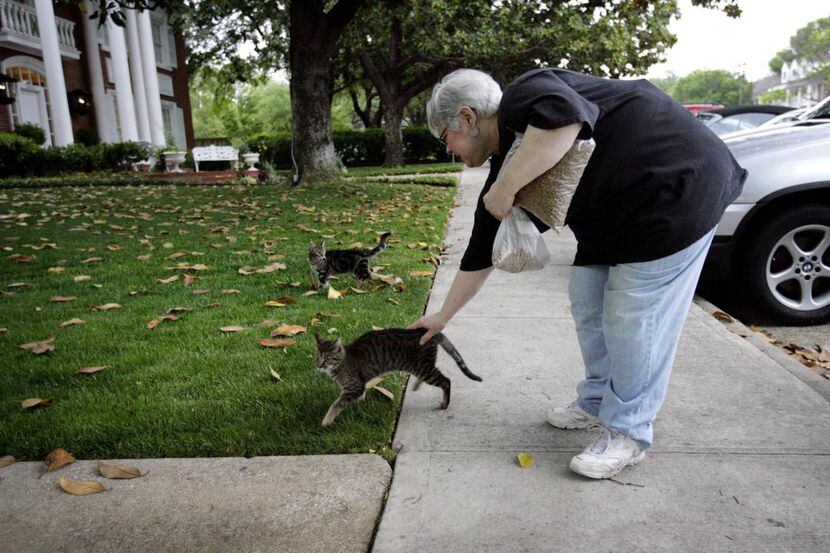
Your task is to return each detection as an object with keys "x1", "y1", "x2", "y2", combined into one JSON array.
[
  {"x1": 800, "y1": 97, "x2": 830, "y2": 119},
  {"x1": 708, "y1": 117, "x2": 744, "y2": 135},
  {"x1": 730, "y1": 113, "x2": 776, "y2": 126}
]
